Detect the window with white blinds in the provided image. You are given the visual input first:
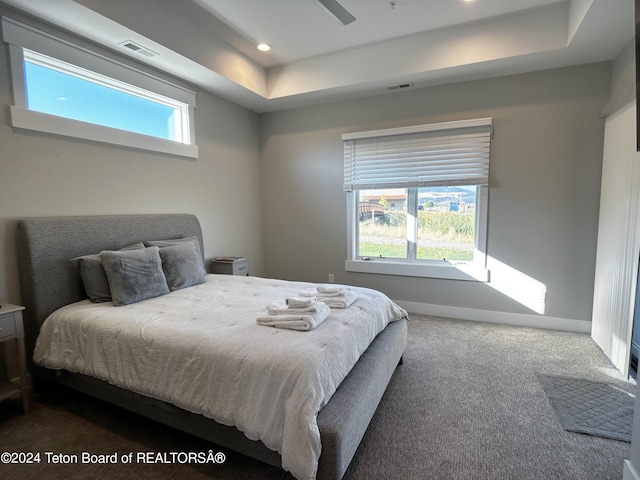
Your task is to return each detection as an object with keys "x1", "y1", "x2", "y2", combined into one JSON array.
[
  {"x1": 343, "y1": 118, "x2": 492, "y2": 281},
  {"x1": 343, "y1": 118, "x2": 492, "y2": 191}
]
